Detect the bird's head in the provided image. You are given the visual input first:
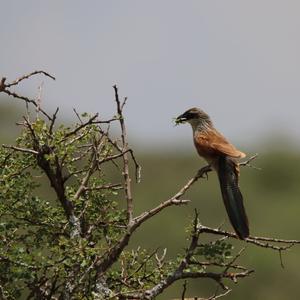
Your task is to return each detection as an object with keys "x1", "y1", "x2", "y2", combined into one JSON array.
[{"x1": 175, "y1": 107, "x2": 212, "y2": 128}]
